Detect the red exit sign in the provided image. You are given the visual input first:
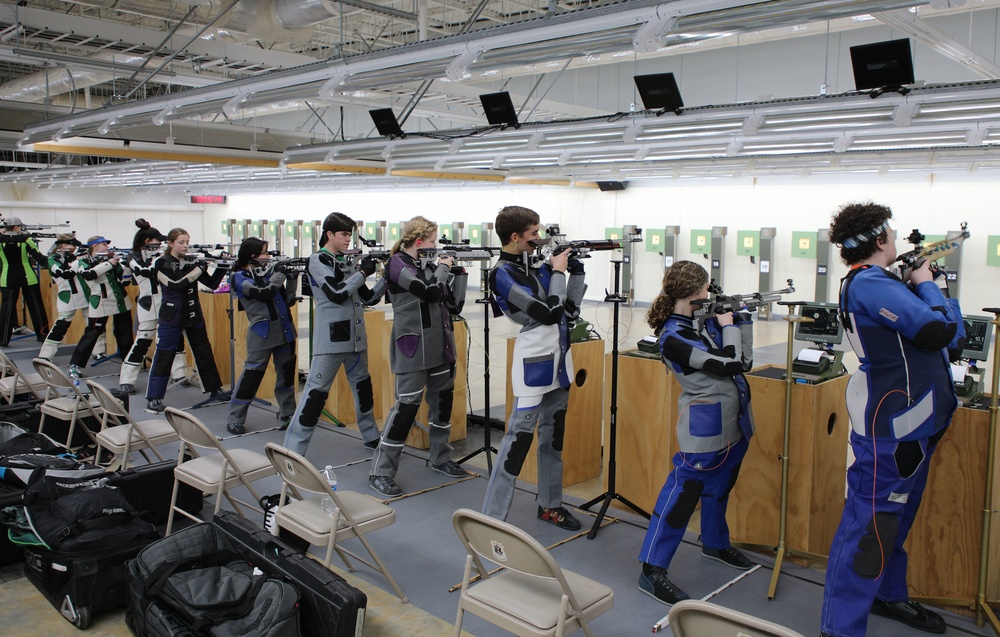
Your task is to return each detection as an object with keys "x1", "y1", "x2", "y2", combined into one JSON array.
[{"x1": 190, "y1": 195, "x2": 227, "y2": 204}]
